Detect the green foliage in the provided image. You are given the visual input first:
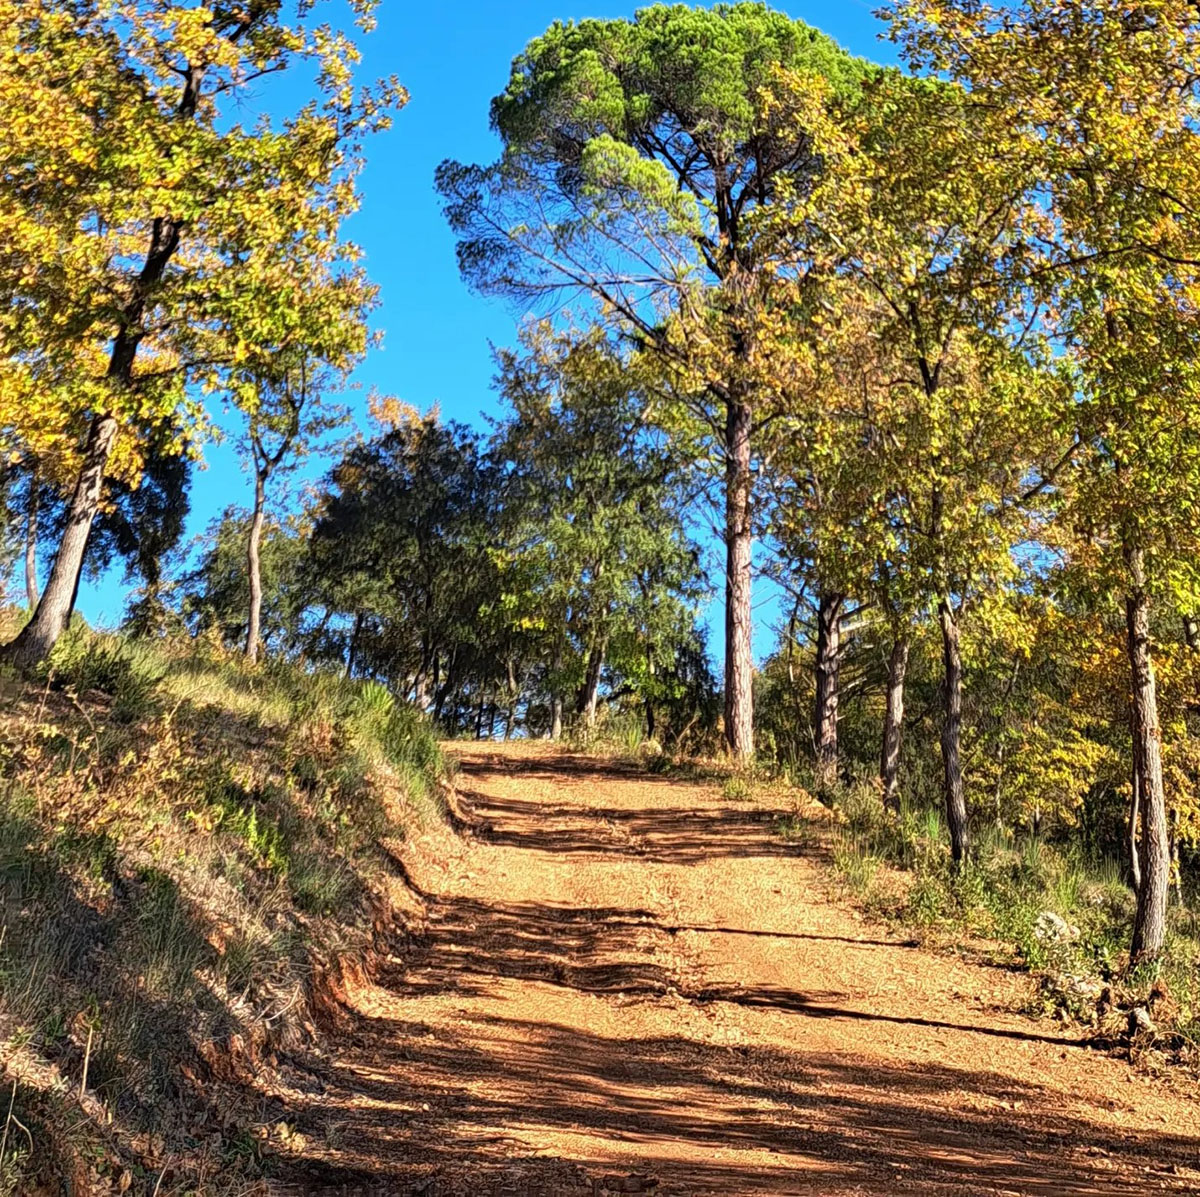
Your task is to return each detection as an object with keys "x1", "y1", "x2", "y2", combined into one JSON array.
[
  {"x1": 722, "y1": 776, "x2": 753, "y2": 803},
  {"x1": 0, "y1": 0, "x2": 403, "y2": 669},
  {"x1": 182, "y1": 508, "x2": 311, "y2": 652},
  {"x1": 46, "y1": 626, "x2": 166, "y2": 722}
]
